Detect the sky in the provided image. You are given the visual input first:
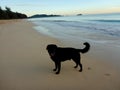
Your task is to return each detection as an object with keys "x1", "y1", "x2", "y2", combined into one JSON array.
[{"x1": 0, "y1": 0, "x2": 120, "y2": 16}]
